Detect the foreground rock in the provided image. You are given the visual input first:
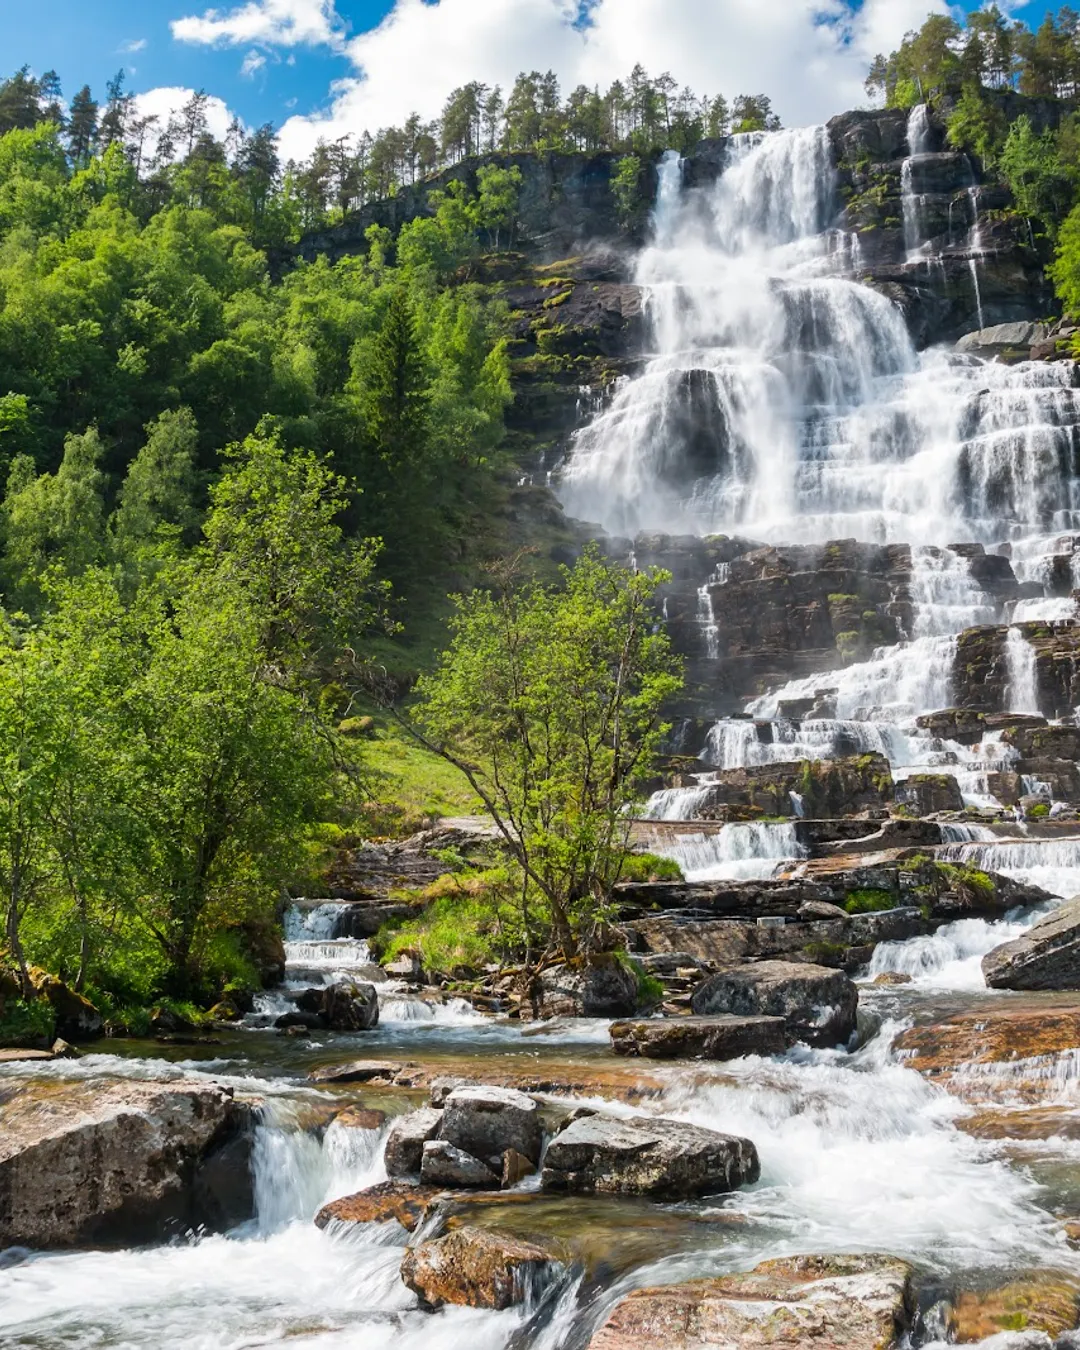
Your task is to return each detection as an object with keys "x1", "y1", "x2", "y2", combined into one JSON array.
[
  {"x1": 691, "y1": 960, "x2": 859, "y2": 1047},
  {"x1": 400, "y1": 1224, "x2": 559, "y2": 1310},
  {"x1": 587, "y1": 1253, "x2": 914, "y2": 1350},
  {"x1": 542, "y1": 1112, "x2": 759, "y2": 1198},
  {"x1": 983, "y1": 897, "x2": 1080, "y2": 990},
  {"x1": 421, "y1": 1139, "x2": 500, "y2": 1189},
  {"x1": 945, "y1": 1270, "x2": 1080, "y2": 1343},
  {"x1": 0, "y1": 1079, "x2": 252, "y2": 1247},
  {"x1": 610, "y1": 1014, "x2": 790, "y2": 1060},
  {"x1": 315, "y1": 1180, "x2": 444, "y2": 1232},
  {"x1": 385, "y1": 1107, "x2": 443, "y2": 1176}
]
